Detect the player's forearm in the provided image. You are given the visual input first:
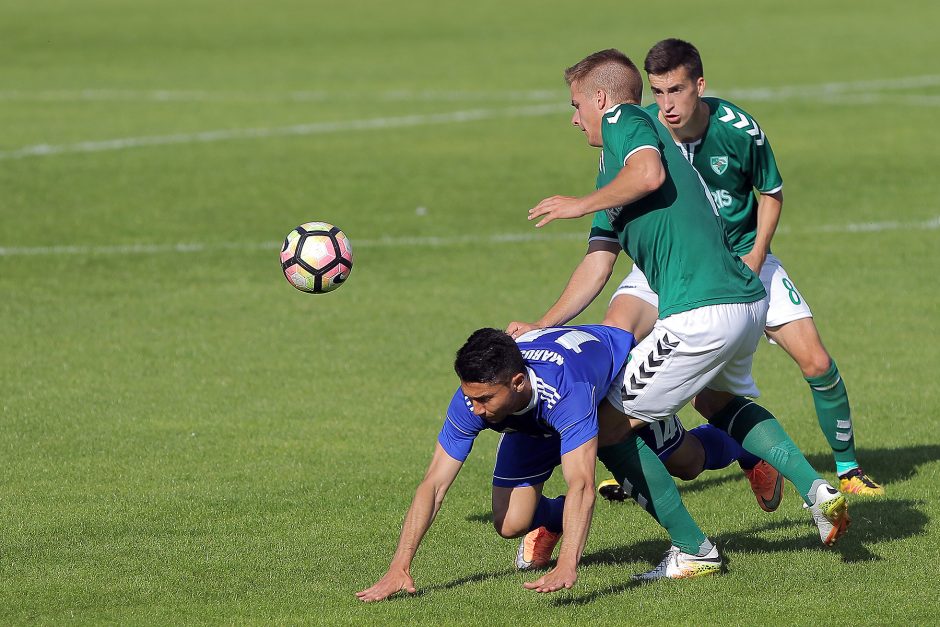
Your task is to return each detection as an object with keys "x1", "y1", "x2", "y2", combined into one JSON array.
[
  {"x1": 750, "y1": 191, "x2": 783, "y2": 257},
  {"x1": 388, "y1": 481, "x2": 443, "y2": 571},
  {"x1": 574, "y1": 150, "x2": 665, "y2": 218},
  {"x1": 577, "y1": 166, "x2": 664, "y2": 216},
  {"x1": 536, "y1": 255, "x2": 614, "y2": 326},
  {"x1": 554, "y1": 479, "x2": 595, "y2": 570}
]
